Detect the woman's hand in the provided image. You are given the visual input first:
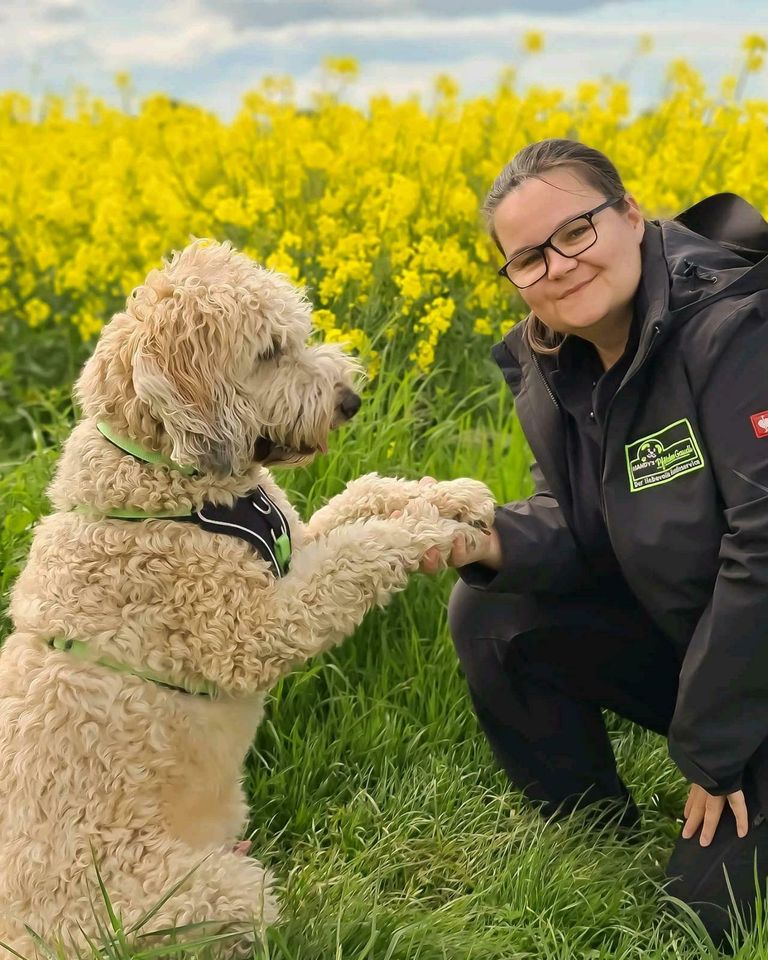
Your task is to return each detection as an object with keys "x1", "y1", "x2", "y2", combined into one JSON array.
[
  {"x1": 391, "y1": 476, "x2": 501, "y2": 574},
  {"x1": 415, "y1": 525, "x2": 500, "y2": 574},
  {"x1": 682, "y1": 783, "x2": 749, "y2": 846}
]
